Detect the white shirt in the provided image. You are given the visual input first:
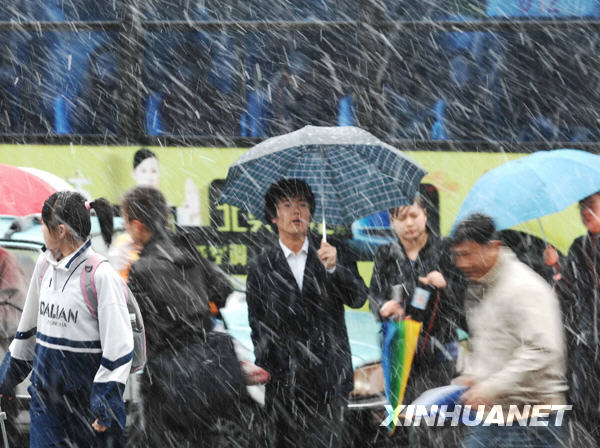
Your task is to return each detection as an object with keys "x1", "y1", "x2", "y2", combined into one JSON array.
[{"x1": 279, "y1": 238, "x2": 309, "y2": 291}]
